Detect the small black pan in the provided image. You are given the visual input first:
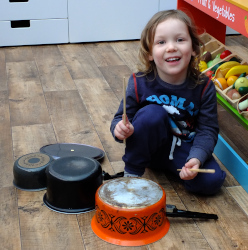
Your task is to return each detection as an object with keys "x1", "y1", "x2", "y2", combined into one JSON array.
[
  {"x1": 43, "y1": 156, "x2": 102, "y2": 214},
  {"x1": 13, "y1": 152, "x2": 54, "y2": 191}
]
